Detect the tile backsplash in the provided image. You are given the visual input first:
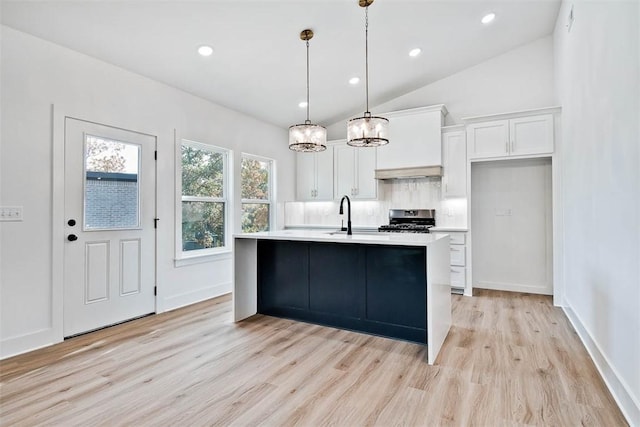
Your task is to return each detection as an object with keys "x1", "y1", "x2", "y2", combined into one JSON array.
[{"x1": 284, "y1": 178, "x2": 467, "y2": 229}]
